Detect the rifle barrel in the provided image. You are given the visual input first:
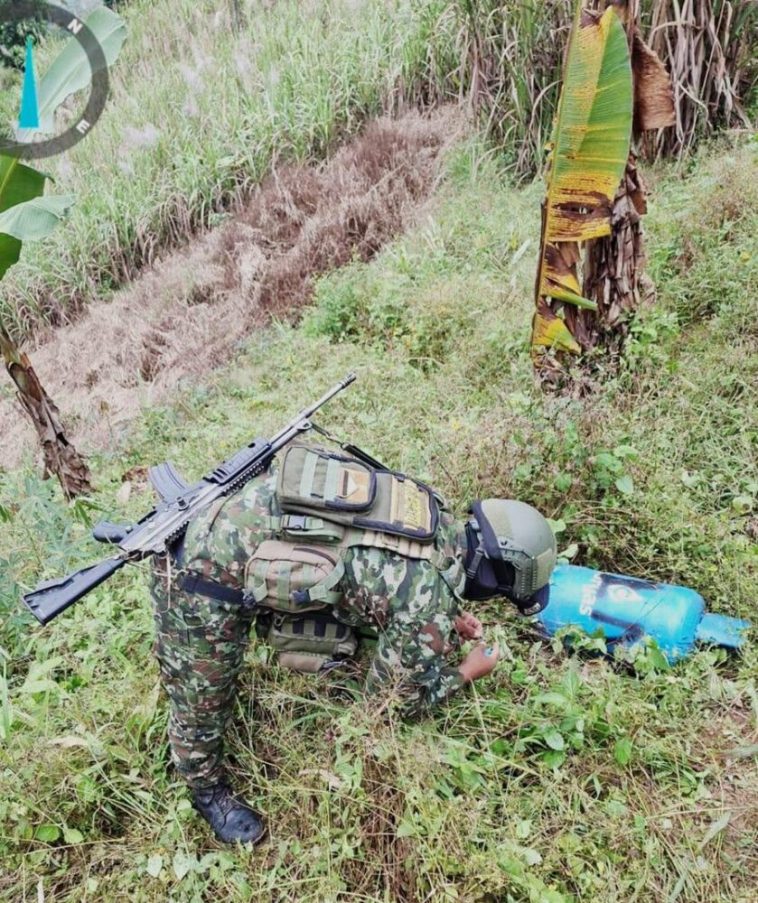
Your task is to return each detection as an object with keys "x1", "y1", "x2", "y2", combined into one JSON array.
[{"x1": 270, "y1": 372, "x2": 355, "y2": 444}]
